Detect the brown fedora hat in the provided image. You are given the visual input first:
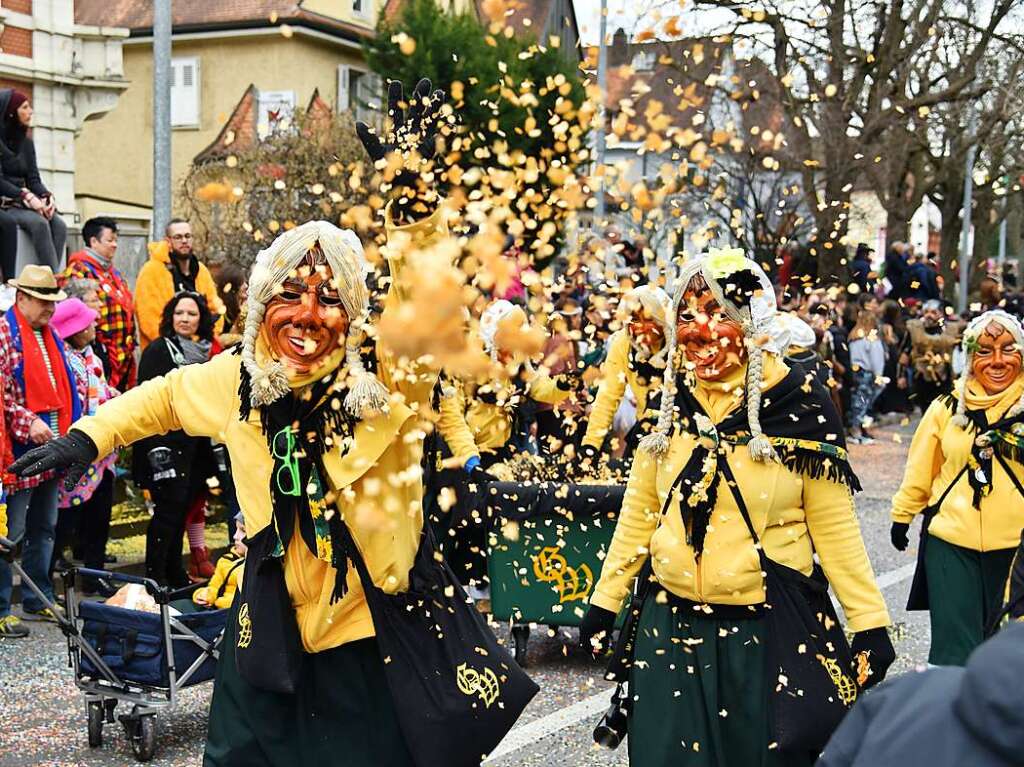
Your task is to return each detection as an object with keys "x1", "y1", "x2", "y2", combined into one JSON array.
[{"x1": 7, "y1": 264, "x2": 67, "y2": 302}]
